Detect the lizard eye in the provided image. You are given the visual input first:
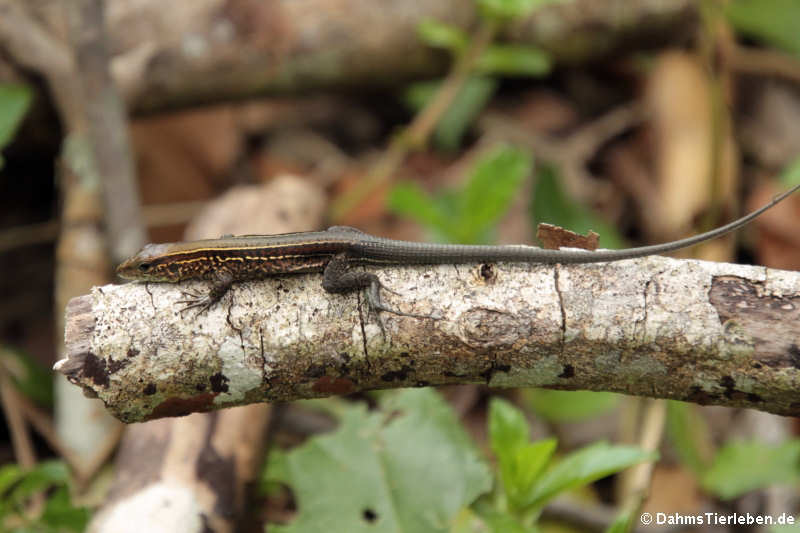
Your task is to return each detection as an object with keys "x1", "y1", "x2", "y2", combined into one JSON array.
[{"x1": 138, "y1": 262, "x2": 152, "y2": 272}]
